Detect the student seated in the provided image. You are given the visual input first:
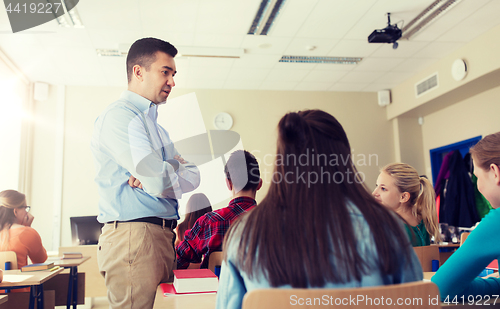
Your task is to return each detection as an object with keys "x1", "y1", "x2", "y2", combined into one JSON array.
[
  {"x1": 215, "y1": 110, "x2": 422, "y2": 309},
  {"x1": 175, "y1": 193, "x2": 212, "y2": 247},
  {"x1": 432, "y1": 132, "x2": 500, "y2": 300},
  {"x1": 372, "y1": 163, "x2": 441, "y2": 246},
  {"x1": 176, "y1": 150, "x2": 262, "y2": 269},
  {"x1": 0, "y1": 190, "x2": 47, "y2": 268}
]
